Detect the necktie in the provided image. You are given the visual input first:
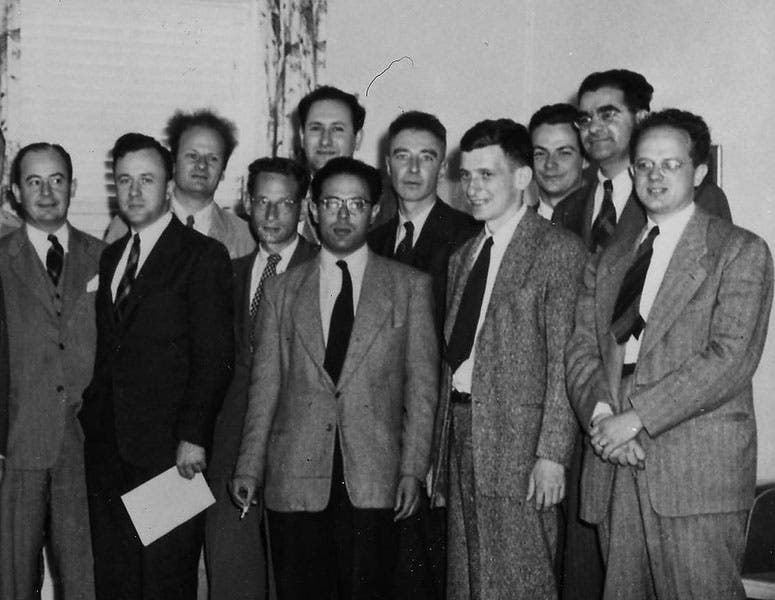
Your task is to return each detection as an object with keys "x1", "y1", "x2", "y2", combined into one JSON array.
[
  {"x1": 46, "y1": 234, "x2": 64, "y2": 287},
  {"x1": 323, "y1": 260, "x2": 354, "y2": 385},
  {"x1": 186, "y1": 215, "x2": 195, "y2": 228},
  {"x1": 394, "y1": 221, "x2": 415, "y2": 263},
  {"x1": 445, "y1": 236, "x2": 494, "y2": 372},
  {"x1": 115, "y1": 234, "x2": 141, "y2": 318},
  {"x1": 249, "y1": 253, "x2": 281, "y2": 347},
  {"x1": 591, "y1": 179, "x2": 616, "y2": 251},
  {"x1": 610, "y1": 226, "x2": 660, "y2": 343}
]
